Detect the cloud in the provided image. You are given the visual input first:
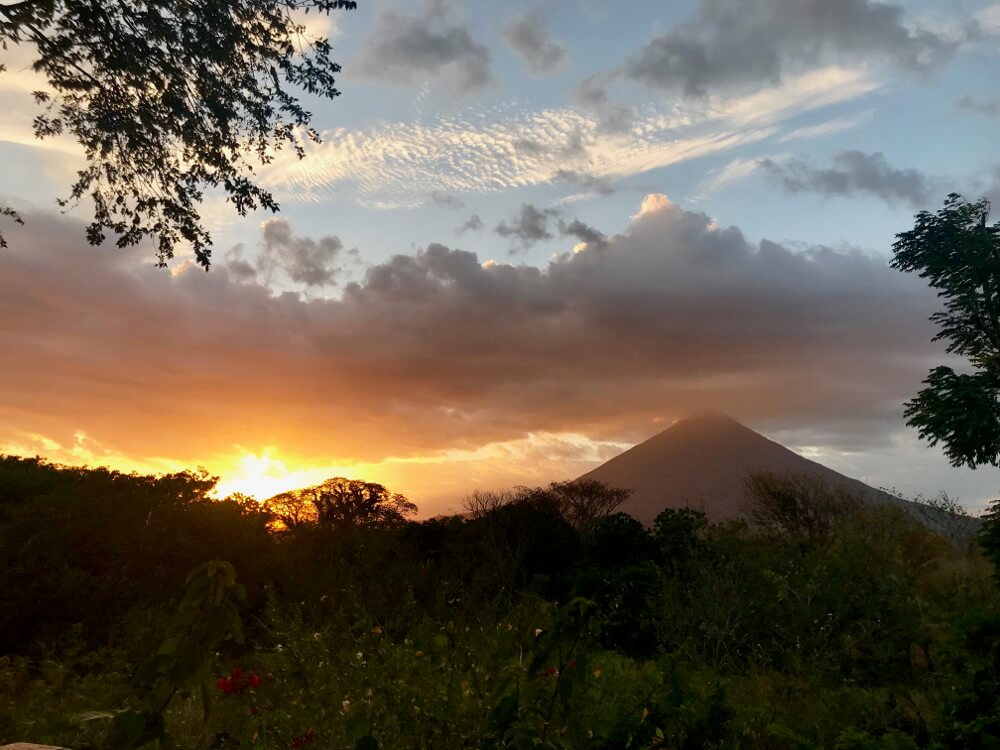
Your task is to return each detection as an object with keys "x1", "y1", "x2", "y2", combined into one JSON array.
[
  {"x1": 776, "y1": 112, "x2": 873, "y2": 142},
  {"x1": 0, "y1": 201, "x2": 941, "y2": 493},
  {"x1": 973, "y1": 3, "x2": 1000, "y2": 37},
  {"x1": 495, "y1": 204, "x2": 559, "y2": 247},
  {"x1": 574, "y1": 72, "x2": 635, "y2": 133},
  {"x1": 353, "y1": 2, "x2": 492, "y2": 96},
  {"x1": 456, "y1": 214, "x2": 483, "y2": 233},
  {"x1": 552, "y1": 169, "x2": 615, "y2": 196},
  {"x1": 261, "y1": 67, "x2": 876, "y2": 210},
  {"x1": 624, "y1": 0, "x2": 956, "y2": 97},
  {"x1": 513, "y1": 129, "x2": 588, "y2": 160},
  {"x1": 430, "y1": 191, "x2": 465, "y2": 210},
  {"x1": 760, "y1": 151, "x2": 933, "y2": 208},
  {"x1": 558, "y1": 218, "x2": 607, "y2": 248},
  {"x1": 502, "y1": 12, "x2": 568, "y2": 75},
  {"x1": 695, "y1": 157, "x2": 763, "y2": 197},
  {"x1": 958, "y1": 95, "x2": 1000, "y2": 118},
  {"x1": 226, "y1": 218, "x2": 344, "y2": 287}
]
